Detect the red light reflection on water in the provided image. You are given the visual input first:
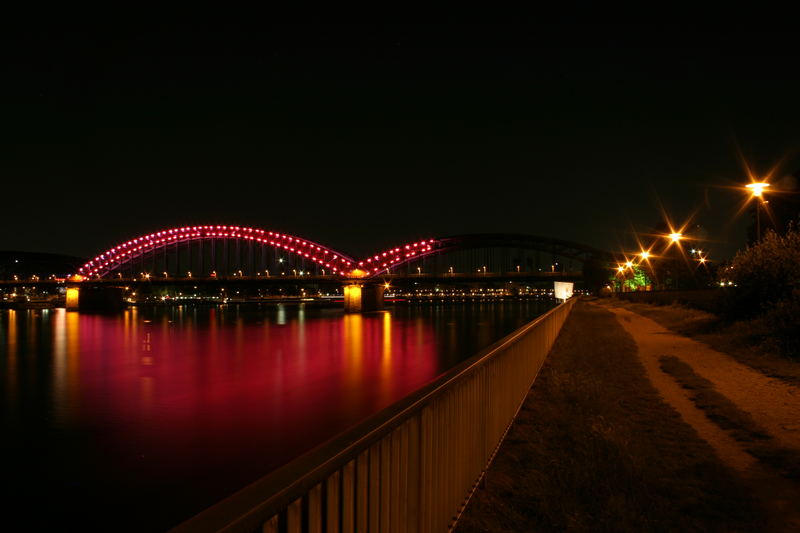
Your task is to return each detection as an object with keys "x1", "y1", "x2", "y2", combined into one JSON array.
[
  {"x1": 48, "y1": 306, "x2": 439, "y2": 526},
  {"x1": 3, "y1": 301, "x2": 550, "y2": 531}
]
